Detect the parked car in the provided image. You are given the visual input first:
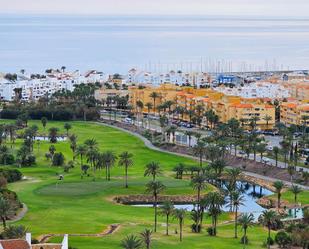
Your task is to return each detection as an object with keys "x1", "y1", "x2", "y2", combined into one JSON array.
[{"x1": 124, "y1": 117, "x2": 132, "y2": 124}]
